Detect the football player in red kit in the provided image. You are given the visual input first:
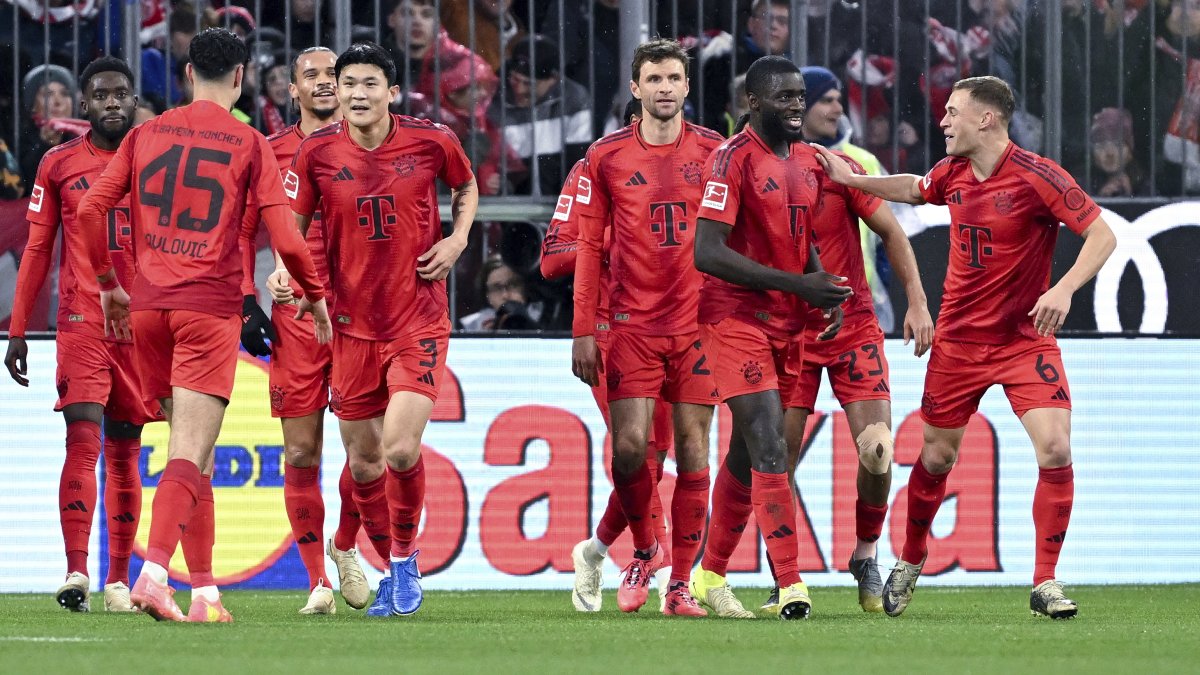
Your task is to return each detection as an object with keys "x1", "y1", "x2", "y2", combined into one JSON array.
[{"x1": 816, "y1": 75, "x2": 1116, "y2": 619}]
